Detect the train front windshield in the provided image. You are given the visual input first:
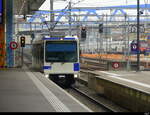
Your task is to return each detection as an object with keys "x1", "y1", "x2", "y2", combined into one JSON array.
[{"x1": 45, "y1": 41, "x2": 78, "y2": 62}]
